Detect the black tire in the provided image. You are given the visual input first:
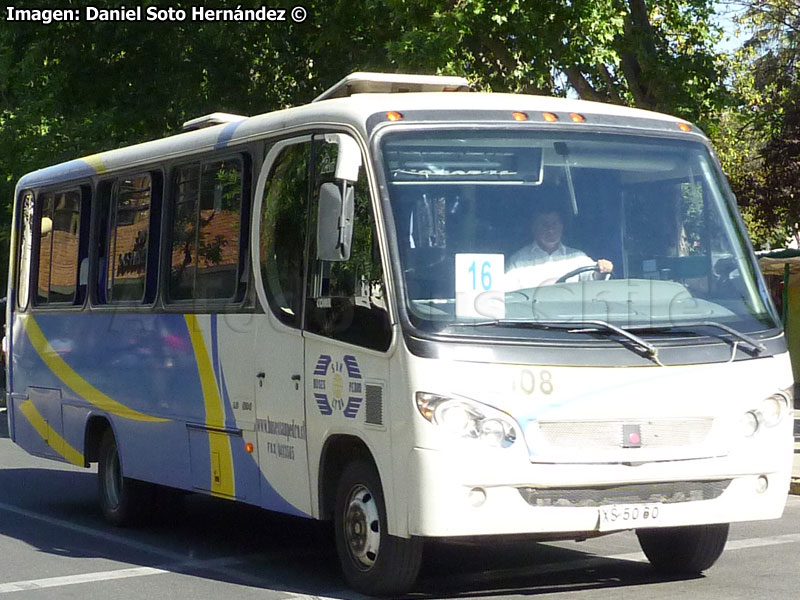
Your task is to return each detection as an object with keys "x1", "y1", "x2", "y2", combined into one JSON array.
[
  {"x1": 97, "y1": 429, "x2": 154, "y2": 526},
  {"x1": 334, "y1": 459, "x2": 423, "y2": 596},
  {"x1": 636, "y1": 523, "x2": 729, "y2": 574}
]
